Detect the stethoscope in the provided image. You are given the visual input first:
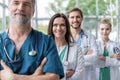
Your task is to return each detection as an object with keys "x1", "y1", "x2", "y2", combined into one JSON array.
[
  {"x1": 72, "y1": 30, "x2": 89, "y2": 45},
  {"x1": 2, "y1": 30, "x2": 37, "y2": 63},
  {"x1": 114, "y1": 47, "x2": 120, "y2": 60},
  {"x1": 114, "y1": 47, "x2": 120, "y2": 53},
  {"x1": 74, "y1": 30, "x2": 90, "y2": 50},
  {"x1": 59, "y1": 44, "x2": 69, "y2": 66},
  {"x1": 64, "y1": 45, "x2": 69, "y2": 66},
  {"x1": 81, "y1": 31, "x2": 89, "y2": 45}
]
